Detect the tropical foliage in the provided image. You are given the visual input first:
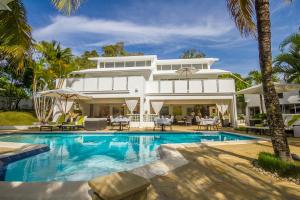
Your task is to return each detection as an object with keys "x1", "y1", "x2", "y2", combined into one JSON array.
[
  {"x1": 32, "y1": 41, "x2": 75, "y2": 123},
  {"x1": 273, "y1": 28, "x2": 300, "y2": 83},
  {"x1": 180, "y1": 49, "x2": 206, "y2": 59},
  {"x1": 74, "y1": 50, "x2": 99, "y2": 70},
  {"x1": 0, "y1": 0, "x2": 32, "y2": 71},
  {"x1": 102, "y1": 42, "x2": 144, "y2": 57},
  {"x1": 246, "y1": 70, "x2": 279, "y2": 85}
]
